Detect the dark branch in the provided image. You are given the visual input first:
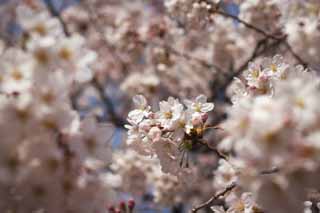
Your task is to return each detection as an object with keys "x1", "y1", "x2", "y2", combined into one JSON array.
[
  {"x1": 259, "y1": 167, "x2": 279, "y2": 175},
  {"x1": 44, "y1": 0, "x2": 70, "y2": 36},
  {"x1": 214, "y1": 10, "x2": 282, "y2": 41},
  {"x1": 163, "y1": 44, "x2": 224, "y2": 72},
  {"x1": 192, "y1": 182, "x2": 237, "y2": 212},
  {"x1": 211, "y1": 9, "x2": 308, "y2": 68},
  {"x1": 91, "y1": 77, "x2": 126, "y2": 129},
  {"x1": 210, "y1": 36, "x2": 274, "y2": 101},
  {"x1": 199, "y1": 140, "x2": 228, "y2": 160}
]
